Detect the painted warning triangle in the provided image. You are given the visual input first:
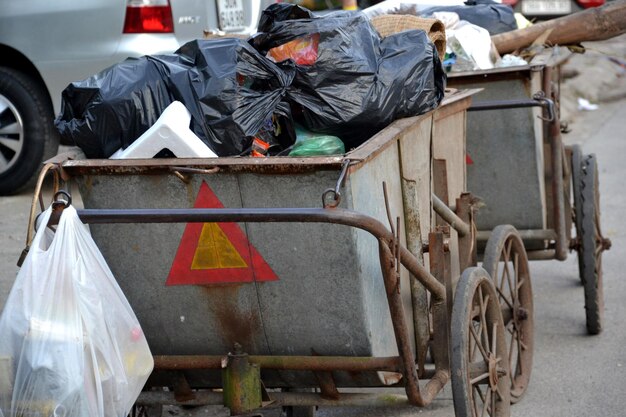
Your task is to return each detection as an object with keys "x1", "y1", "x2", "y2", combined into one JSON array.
[{"x1": 166, "y1": 181, "x2": 278, "y2": 285}]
